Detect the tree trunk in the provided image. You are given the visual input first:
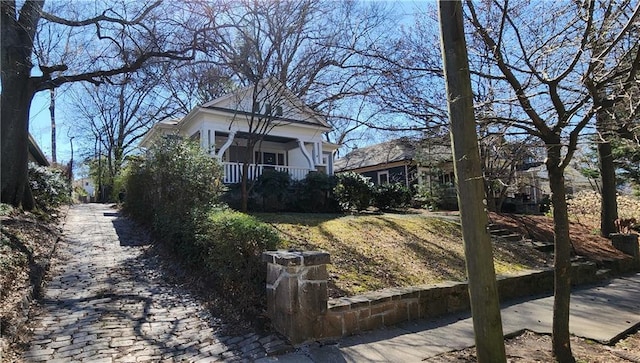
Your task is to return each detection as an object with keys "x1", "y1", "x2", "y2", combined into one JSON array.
[
  {"x1": 596, "y1": 110, "x2": 618, "y2": 237},
  {"x1": 1, "y1": 67, "x2": 37, "y2": 208},
  {"x1": 546, "y1": 144, "x2": 575, "y2": 363},
  {"x1": 438, "y1": 2, "x2": 507, "y2": 362},
  {"x1": 1, "y1": 0, "x2": 44, "y2": 209},
  {"x1": 241, "y1": 161, "x2": 249, "y2": 213}
]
